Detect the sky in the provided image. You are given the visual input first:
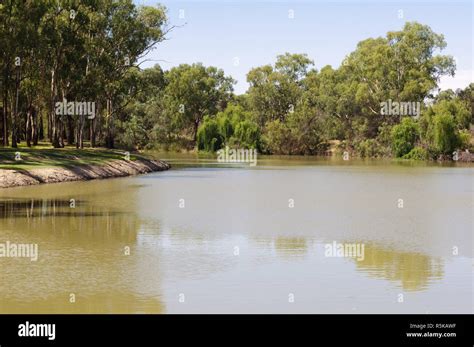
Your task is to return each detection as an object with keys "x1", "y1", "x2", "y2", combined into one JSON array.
[{"x1": 135, "y1": 0, "x2": 473, "y2": 94}]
